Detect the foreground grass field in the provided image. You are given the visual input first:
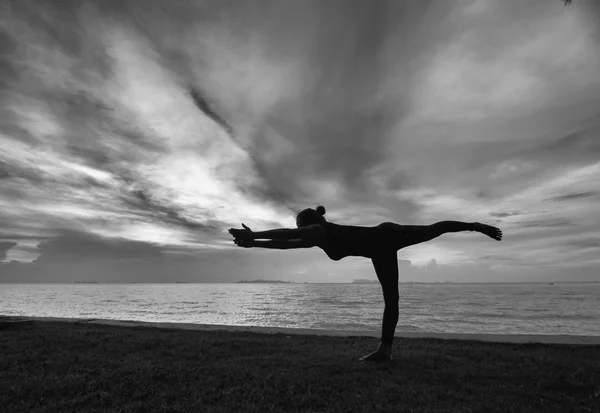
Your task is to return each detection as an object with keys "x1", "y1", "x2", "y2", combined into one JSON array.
[{"x1": 1, "y1": 321, "x2": 599, "y2": 412}]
